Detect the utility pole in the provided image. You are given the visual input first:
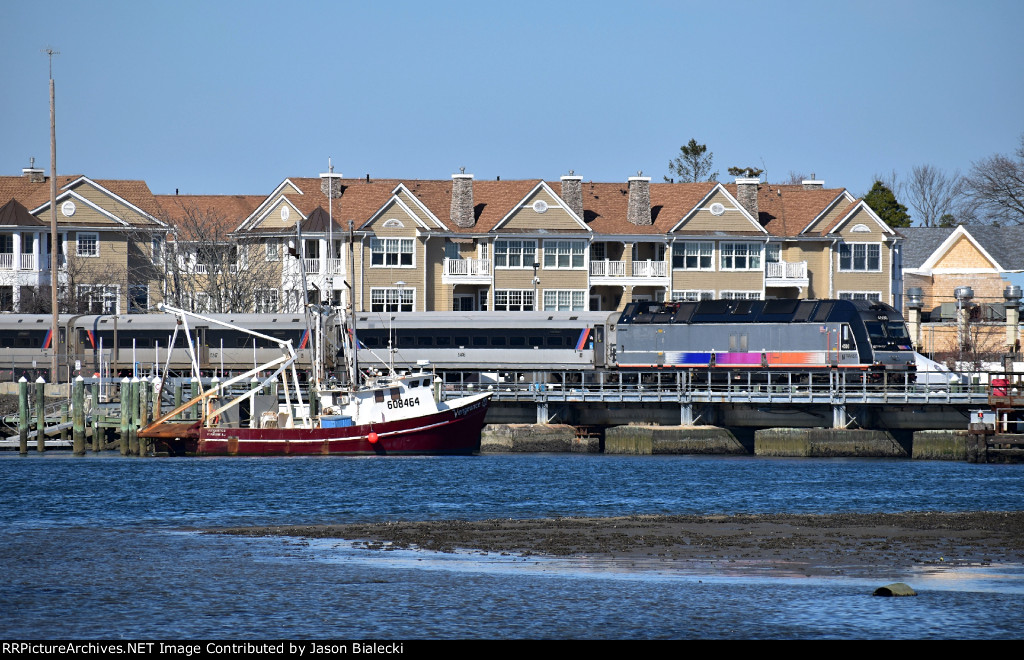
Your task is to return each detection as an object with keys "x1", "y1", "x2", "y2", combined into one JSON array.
[{"x1": 45, "y1": 47, "x2": 59, "y2": 382}]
